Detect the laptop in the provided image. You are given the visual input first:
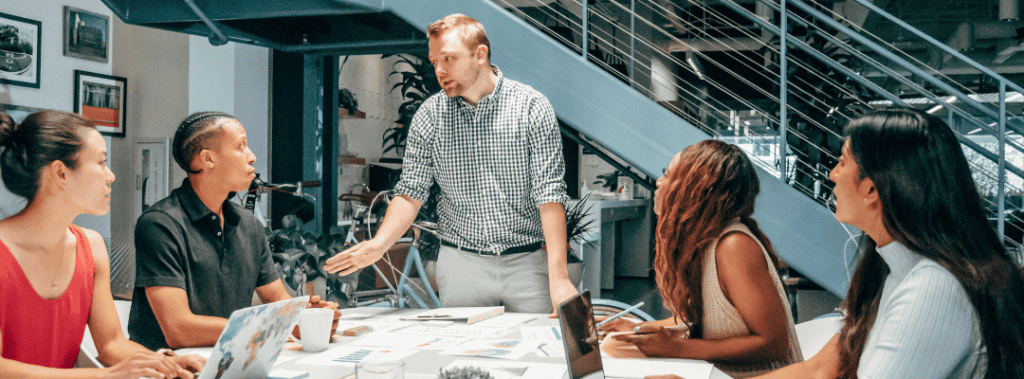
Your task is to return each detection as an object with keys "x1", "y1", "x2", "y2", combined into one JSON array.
[
  {"x1": 196, "y1": 296, "x2": 309, "y2": 379},
  {"x1": 557, "y1": 290, "x2": 606, "y2": 379}
]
